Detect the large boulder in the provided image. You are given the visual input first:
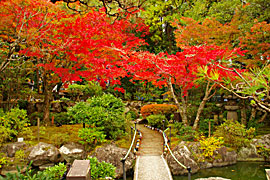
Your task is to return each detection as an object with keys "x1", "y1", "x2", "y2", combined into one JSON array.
[
  {"x1": 59, "y1": 142, "x2": 86, "y2": 163},
  {"x1": 212, "y1": 147, "x2": 237, "y2": 167},
  {"x1": 166, "y1": 141, "x2": 237, "y2": 175},
  {"x1": 166, "y1": 142, "x2": 200, "y2": 175},
  {"x1": 27, "y1": 142, "x2": 63, "y2": 166},
  {"x1": 237, "y1": 144, "x2": 263, "y2": 161},
  {"x1": 237, "y1": 134, "x2": 270, "y2": 161},
  {"x1": 2, "y1": 142, "x2": 27, "y2": 157},
  {"x1": 252, "y1": 134, "x2": 270, "y2": 148},
  {"x1": 91, "y1": 144, "x2": 135, "y2": 178}
]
